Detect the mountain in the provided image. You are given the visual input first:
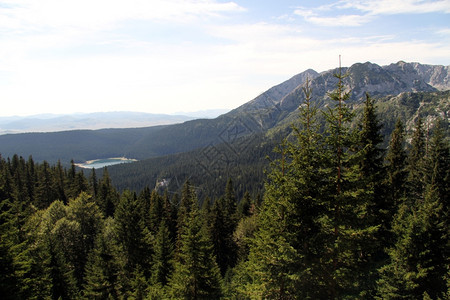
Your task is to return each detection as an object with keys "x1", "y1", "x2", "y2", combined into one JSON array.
[
  {"x1": 278, "y1": 61, "x2": 449, "y2": 111},
  {"x1": 0, "y1": 61, "x2": 448, "y2": 168},
  {"x1": 0, "y1": 112, "x2": 196, "y2": 135},
  {"x1": 104, "y1": 89, "x2": 450, "y2": 199}
]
